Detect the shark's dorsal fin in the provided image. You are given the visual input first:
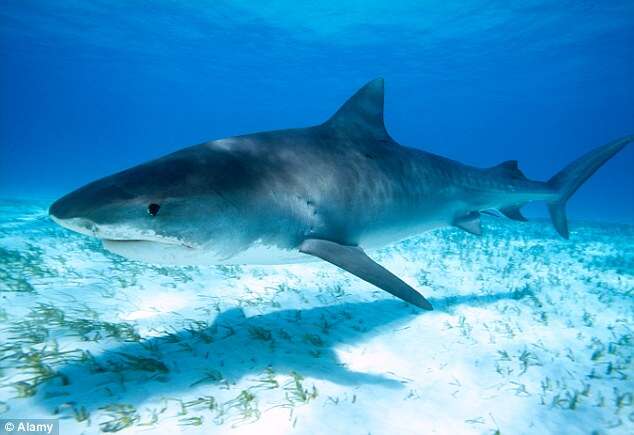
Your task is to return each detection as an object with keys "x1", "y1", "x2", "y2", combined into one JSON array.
[
  {"x1": 324, "y1": 78, "x2": 390, "y2": 140},
  {"x1": 488, "y1": 160, "x2": 528, "y2": 180},
  {"x1": 498, "y1": 160, "x2": 519, "y2": 171}
]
